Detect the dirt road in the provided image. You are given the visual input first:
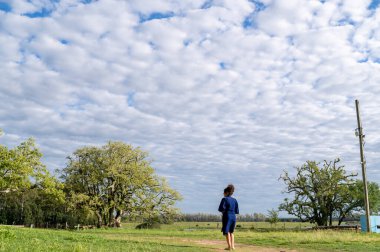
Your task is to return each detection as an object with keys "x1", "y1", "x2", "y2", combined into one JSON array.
[{"x1": 187, "y1": 239, "x2": 299, "y2": 252}]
